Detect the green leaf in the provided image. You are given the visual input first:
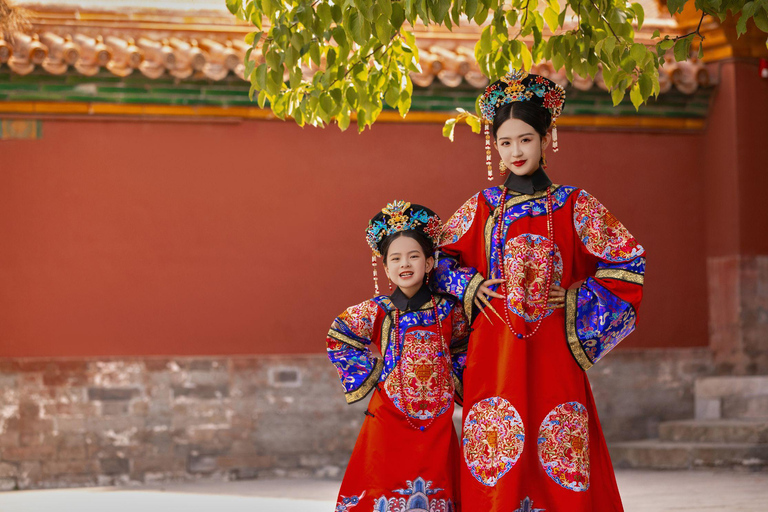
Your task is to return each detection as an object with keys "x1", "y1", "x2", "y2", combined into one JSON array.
[
  {"x1": 465, "y1": 0, "x2": 478, "y2": 19},
  {"x1": 631, "y1": 3, "x2": 645, "y2": 30},
  {"x1": 520, "y1": 43, "x2": 532, "y2": 71},
  {"x1": 465, "y1": 113, "x2": 481, "y2": 133},
  {"x1": 442, "y1": 118, "x2": 457, "y2": 141},
  {"x1": 245, "y1": 31, "x2": 262, "y2": 45},
  {"x1": 698, "y1": 42, "x2": 704, "y2": 59},
  {"x1": 754, "y1": 9, "x2": 768, "y2": 32},
  {"x1": 398, "y1": 88, "x2": 411, "y2": 117},
  {"x1": 629, "y1": 83, "x2": 643, "y2": 110},
  {"x1": 544, "y1": 7, "x2": 559, "y2": 32},
  {"x1": 384, "y1": 85, "x2": 400, "y2": 107},
  {"x1": 673, "y1": 37, "x2": 692, "y2": 61},
  {"x1": 375, "y1": 16, "x2": 392, "y2": 40},
  {"x1": 630, "y1": 43, "x2": 646, "y2": 63},
  {"x1": 337, "y1": 110, "x2": 351, "y2": 130},
  {"x1": 659, "y1": 38, "x2": 674, "y2": 51},
  {"x1": 652, "y1": 29, "x2": 660, "y2": 39},
  {"x1": 317, "y1": 3, "x2": 333, "y2": 28},
  {"x1": 310, "y1": 42, "x2": 322, "y2": 66},
  {"x1": 638, "y1": 73, "x2": 652, "y2": 98},
  {"x1": 226, "y1": 0, "x2": 241, "y2": 15},
  {"x1": 611, "y1": 88, "x2": 625, "y2": 106},
  {"x1": 377, "y1": 0, "x2": 393, "y2": 18},
  {"x1": 392, "y1": 2, "x2": 406, "y2": 28}
]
